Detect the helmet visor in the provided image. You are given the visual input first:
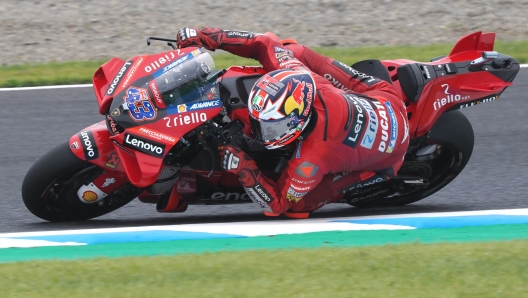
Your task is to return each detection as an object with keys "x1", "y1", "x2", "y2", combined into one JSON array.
[{"x1": 250, "y1": 113, "x2": 301, "y2": 143}]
